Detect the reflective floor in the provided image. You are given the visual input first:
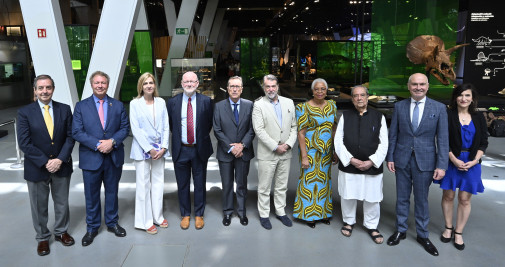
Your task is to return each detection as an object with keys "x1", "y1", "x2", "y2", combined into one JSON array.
[{"x1": 1, "y1": 105, "x2": 504, "y2": 267}]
